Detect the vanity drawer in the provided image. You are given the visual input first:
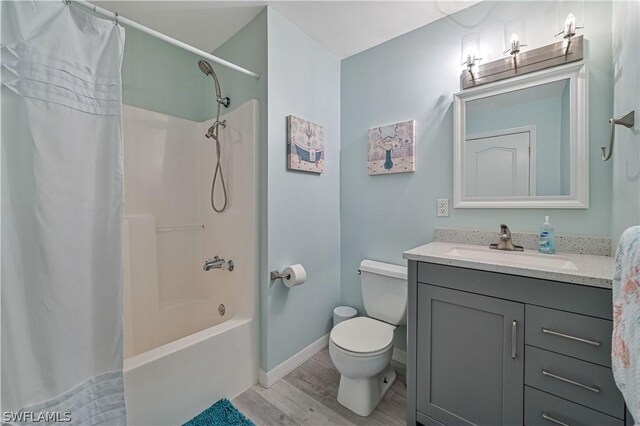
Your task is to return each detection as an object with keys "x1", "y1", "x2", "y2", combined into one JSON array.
[
  {"x1": 525, "y1": 386, "x2": 623, "y2": 426},
  {"x1": 526, "y1": 305, "x2": 612, "y2": 367},
  {"x1": 525, "y1": 346, "x2": 625, "y2": 419}
]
